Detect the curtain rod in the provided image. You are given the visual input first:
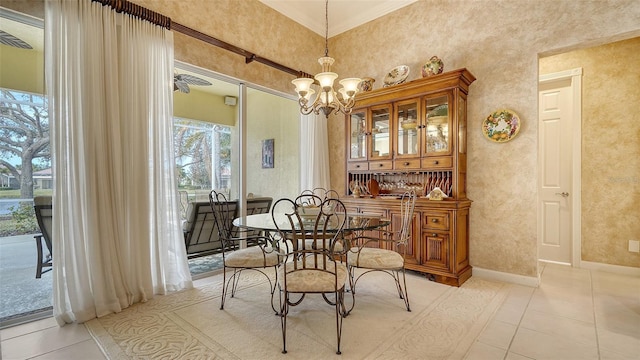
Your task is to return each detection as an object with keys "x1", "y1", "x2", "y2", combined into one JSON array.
[{"x1": 91, "y1": 0, "x2": 313, "y2": 79}]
